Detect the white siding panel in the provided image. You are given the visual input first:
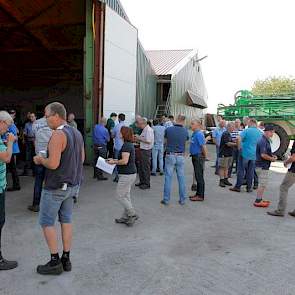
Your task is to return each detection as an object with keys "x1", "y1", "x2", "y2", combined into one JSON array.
[{"x1": 103, "y1": 7, "x2": 138, "y2": 125}]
